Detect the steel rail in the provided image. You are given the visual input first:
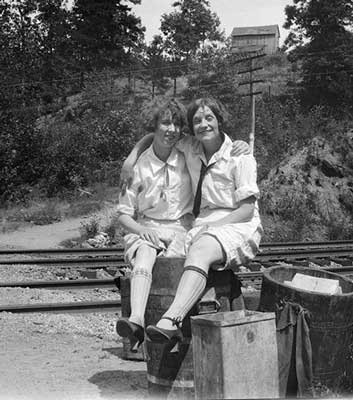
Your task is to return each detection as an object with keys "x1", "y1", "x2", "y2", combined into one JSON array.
[
  {"x1": 256, "y1": 247, "x2": 353, "y2": 261},
  {"x1": 1, "y1": 240, "x2": 353, "y2": 257},
  {"x1": 3, "y1": 265, "x2": 353, "y2": 291},
  {"x1": 2, "y1": 246, "x2": 353, "y2": 266},
  {"x1": 0, "y1": 247, "x2": 124, "y2": 256},
  {"x1": 262, "y1": 239, "x2": 353, "y2": 249},
  {"x1": 0, "y1": 256, "x2": 126, "y2": 267},
  {"x1": 0, "y1": 278, "x2": 117, "y2": 289},
  {"x1": 0, "y1": 299, "x2": 121, "y2": 313}
]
